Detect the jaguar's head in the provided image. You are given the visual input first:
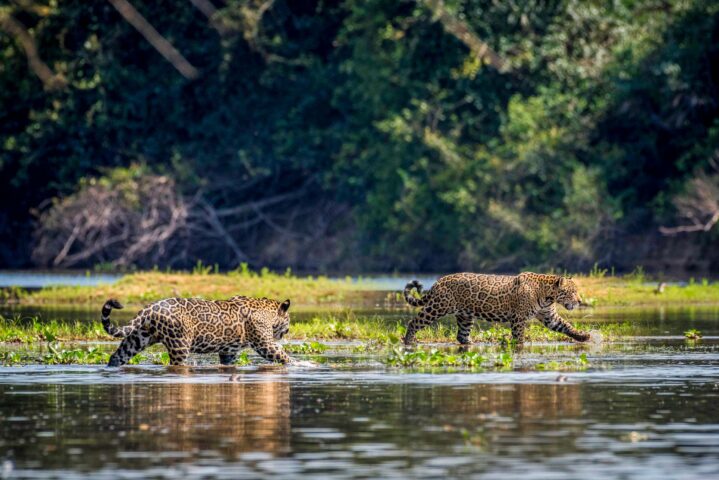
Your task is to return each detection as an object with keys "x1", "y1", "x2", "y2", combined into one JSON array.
[
  {"x1": 273, "y1": 299, "x2": 291, "y2": 340},
  {"x1": 555, "y1": 277, "x2": 581, "y2": 311}
]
